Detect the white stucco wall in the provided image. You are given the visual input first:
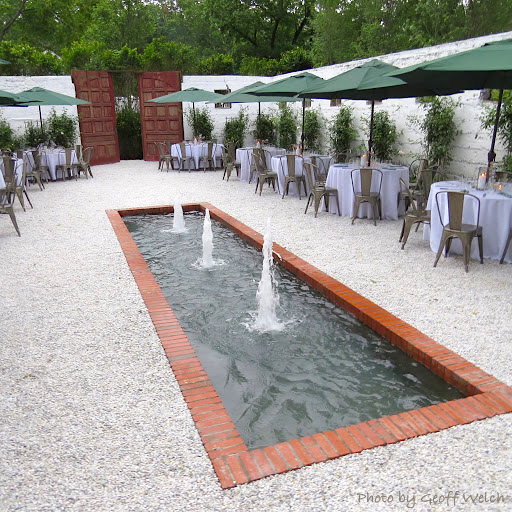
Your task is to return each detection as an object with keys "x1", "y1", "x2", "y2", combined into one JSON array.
[
  {"x1": 0, "y1": 75, "x2": 80, "y2": 137},
  {"x1": 1, "y1": 30, "x2": 511, "y2": 175}
]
